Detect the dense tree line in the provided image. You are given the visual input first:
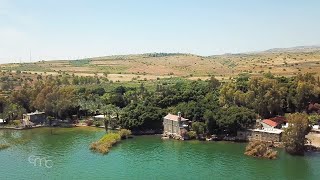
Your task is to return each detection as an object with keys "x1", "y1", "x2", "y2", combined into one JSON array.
[
  {"x1": 220, "y1": 73, "x2": 320, "y2": 118},
  {"x1": 0, "y1": 72, "x2": 319, "y2": 135}
]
